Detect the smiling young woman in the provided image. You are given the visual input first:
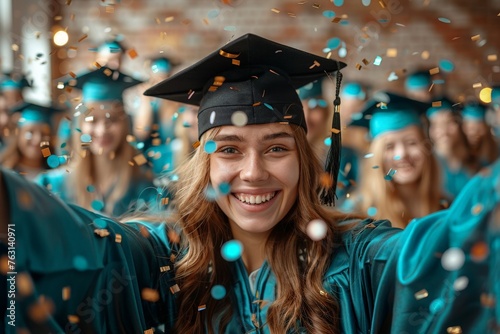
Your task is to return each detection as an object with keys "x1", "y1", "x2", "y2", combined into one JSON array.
[{"x1": 0, "y1": 34, "x2": 499, "y2": 334}]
